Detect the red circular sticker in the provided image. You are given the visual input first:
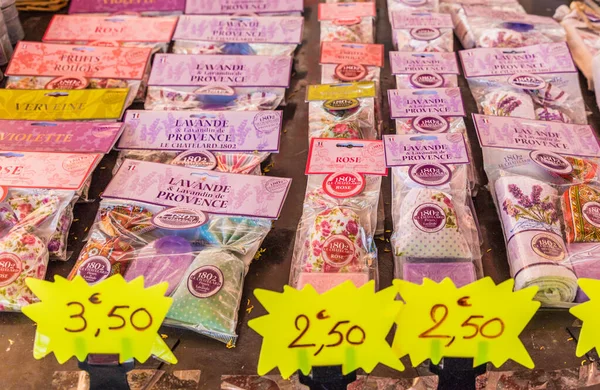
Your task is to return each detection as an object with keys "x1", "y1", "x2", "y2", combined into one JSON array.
[
  {"x1": 322, "y1": 235, "x2": 356, "y2": 267},
  {"x1": 0, "y1": 253, "x2": 21, "y2": 287},
  {"x1": 333, "y1": 16, "x2": 361, "y2": 26},
  {"x1": 45, "y1": 76, "x2": 89, "y2": 90},
  {"x1": 335, "y1": 63, "x2": 367, "y2": 82},
  {"x1": 323, "y1": 172, "x2": 365, "y2": 198}
]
